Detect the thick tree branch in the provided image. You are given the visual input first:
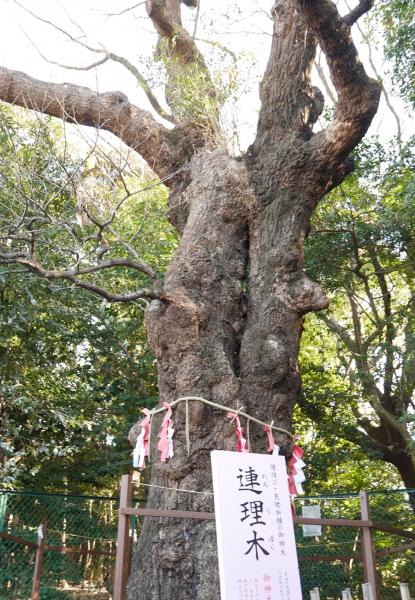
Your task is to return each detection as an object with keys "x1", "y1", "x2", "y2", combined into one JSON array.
[
  {"x1": 400, "y1": 296, "x2": 415, "y2": 410},
  {"x1": 146, "y1": 0, "x2": 219, "y2": 128},
  {"x1": 345, "y1": 206, "x2": 383, "y2": 326},
  {"x1": 318, "y1": 313, "x2": 356, "y2": 352},
  {"x1": 0, "y1": 67, "x2": 177, "y2": 179},
  {"x1": 366, "y1": 244, "x2": 396, "y2": 406},
  {"x1": 344, "y1": 0, "x2": 402, "y2": 143},
  {"x1": 254, "y1": 0, "x2": 320, "y2": 147},
  {"x1": 146, "y1": 0, "x2": 204, "y2": 67},
  {"x1": 321, "y1": 305, "x2": 409, "y2": 441},
  {"x1": 298, "y1": 392, "x2": 388, "y2": 458},
  {"x1": 299, "y1": 0, "x2": 381, "y2": 167},
  {"x1": 344, "y1": 0, "x2": 373, "y2": 27}
]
